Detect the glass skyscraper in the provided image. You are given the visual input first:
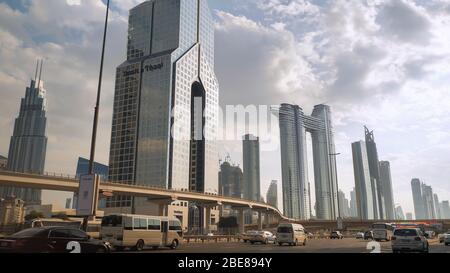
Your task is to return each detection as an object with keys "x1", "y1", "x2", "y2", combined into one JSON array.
[
  {"x1": 1, "y1": 61, "x2": 47, "y2": 205},
  {"x1": 352, "y1": 141, "x2": 375, "y2": 220},
  {"x1": 107, "y1": 0, "x2": 219, "y2": 209},
  {"x1": 278, "y1": 104, "x2": 338, "y2": 220},
  {"x1": 266, "y1": 180, "x2": 278, "y2": 208},
  {"x1": 411, "y1": 178, "x2": 426, "y2": 220},
  {"x1": 379, "y1": 161, "x2": 395, "y2": 220},
  {"x1": 364, "y1": 127, "x2": 384, "y2": 219},
  {"x1": 242, "y1": 134, "x2": 261, "y2": 202}
]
